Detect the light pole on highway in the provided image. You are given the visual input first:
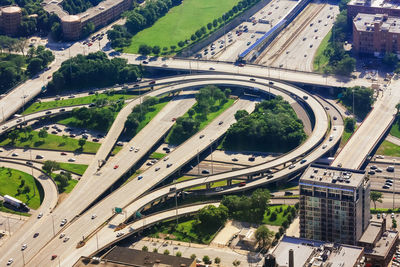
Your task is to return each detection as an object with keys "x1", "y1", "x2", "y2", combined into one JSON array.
[
  {"x1": 51, "y1": 214, "x2": 55, "y2": 237},
  {"x1": 393, "y1": 159, "x2": 396, "y2": 210},
  {"x1": 210, "y1": 139, "x2": 214, "y2": 175},
  {"x1": 21, "y1": 249, "x2": 25, "y2": 266},
  {"x1": 29, "y1": 149, "x2": 35, "y2": 197}
]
